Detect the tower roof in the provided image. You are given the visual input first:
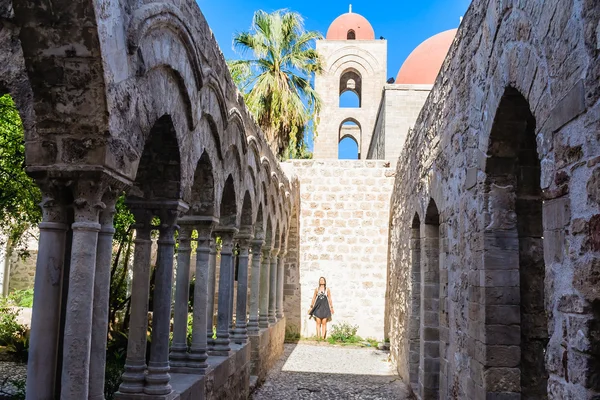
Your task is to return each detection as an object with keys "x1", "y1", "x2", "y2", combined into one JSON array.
[
  {"x1": 396, "y1": 29, "x2": 457, "y2": 85},
  {"x1": 326, "y1": 8, "x2": 375, "y2": 40}
]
